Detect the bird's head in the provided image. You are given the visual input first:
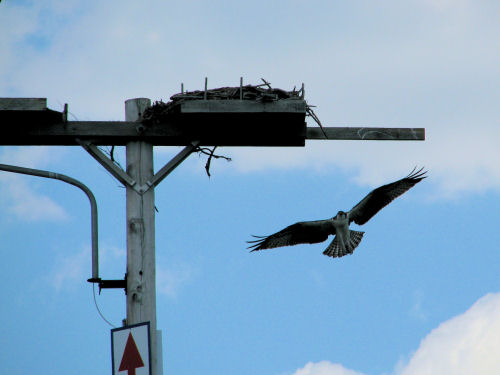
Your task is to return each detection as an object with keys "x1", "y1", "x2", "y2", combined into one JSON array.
[{"x1": 335, "y1": 211, "x2": 348, "y2": 220}]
